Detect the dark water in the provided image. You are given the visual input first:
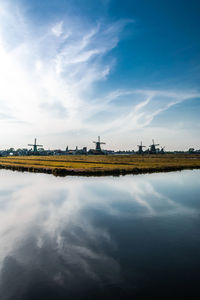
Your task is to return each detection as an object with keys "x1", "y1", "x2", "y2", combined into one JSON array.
[{"x1": 0, "y1": 169, "x2": 200, "y2": 300}]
